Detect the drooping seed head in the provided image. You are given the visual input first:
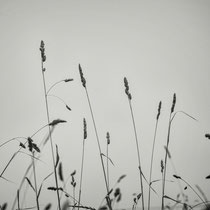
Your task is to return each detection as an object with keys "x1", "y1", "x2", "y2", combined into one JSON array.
[
  {"x1": 173, "y1": 174, "x2": 181, "y2": 179},
  {"x1": 106, "y1": 132, "x2": 110, "y2": 145},
  {"x1": 205, "y1": 134, "x2": 210, "y2": 139},
  {"x1": 83, "y1": 118, "x2": 87, "y2": 140},
  {"x1": 171, "y1": 93, "x2": 176, "y2": 113},
  {"x1": 79, "y1": 64, "x2": 86, "y2": 88},
  {"x1": 49, "y1": 119, "x2": 67, "y2": 126},
  {"x1": 64, "y1": 78, "x2": 74, "y2": 82},
  {"x1": 157, "y1": 101, "x2": 162, "y2": 120}
]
